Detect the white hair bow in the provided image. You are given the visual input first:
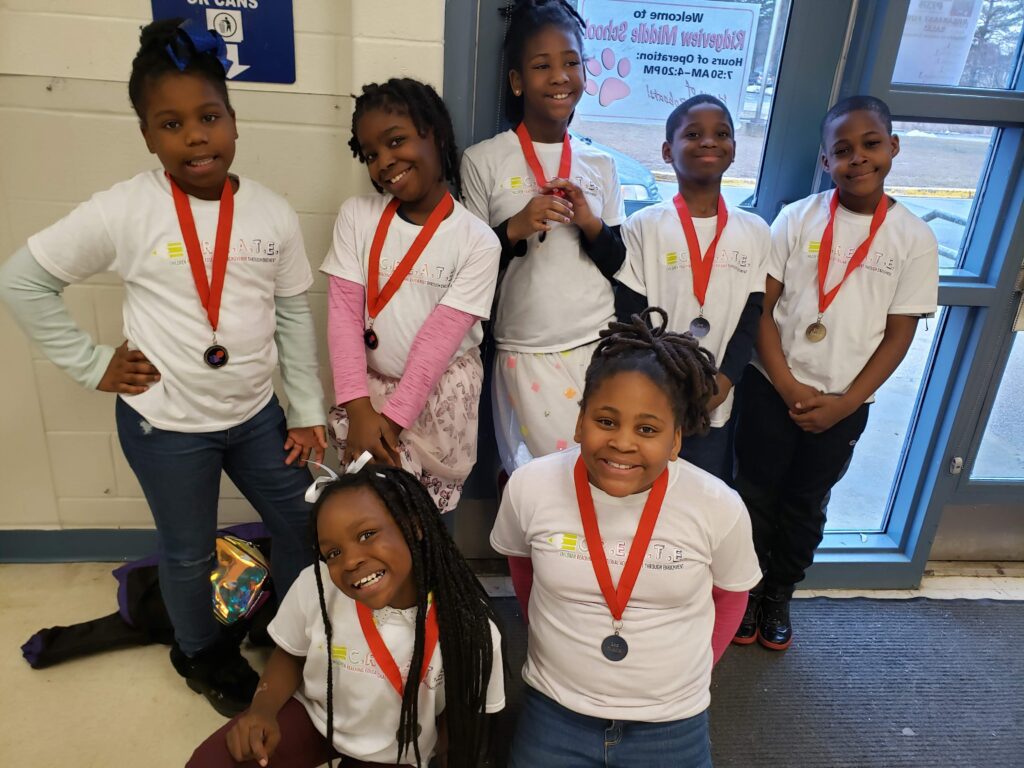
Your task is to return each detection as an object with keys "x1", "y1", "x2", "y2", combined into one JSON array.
[{"x1": 303, "y1": 450, "x2": 373, "y2": 503}]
